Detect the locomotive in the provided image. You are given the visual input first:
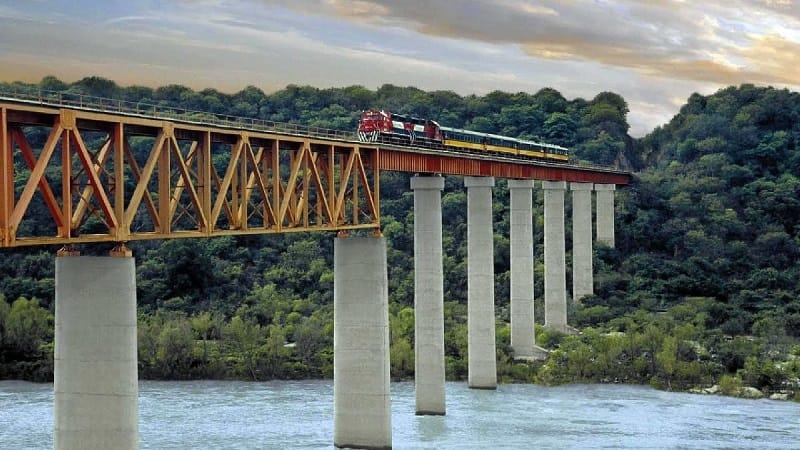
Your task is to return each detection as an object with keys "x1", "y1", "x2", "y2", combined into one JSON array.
[{"x1": 357, "y1": 109, "x2": 569, "y2": 162}]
